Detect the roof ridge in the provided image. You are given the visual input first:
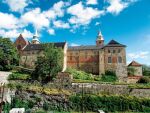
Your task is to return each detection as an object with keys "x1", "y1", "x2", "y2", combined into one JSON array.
[{"x1": 128, "y1": 61, "x2": 142, "y2": 66}]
